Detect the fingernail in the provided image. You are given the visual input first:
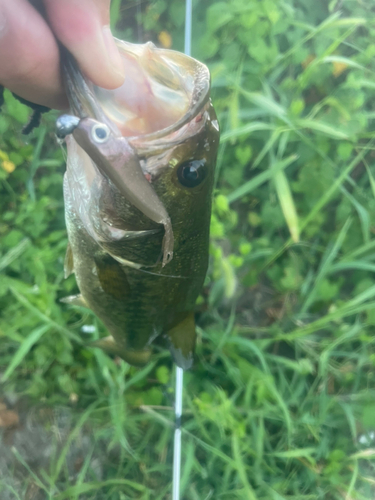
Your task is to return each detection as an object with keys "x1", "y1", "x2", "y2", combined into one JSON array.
[{"x1": 102, "y1": 26, "x2": 125, "y2": 82}]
